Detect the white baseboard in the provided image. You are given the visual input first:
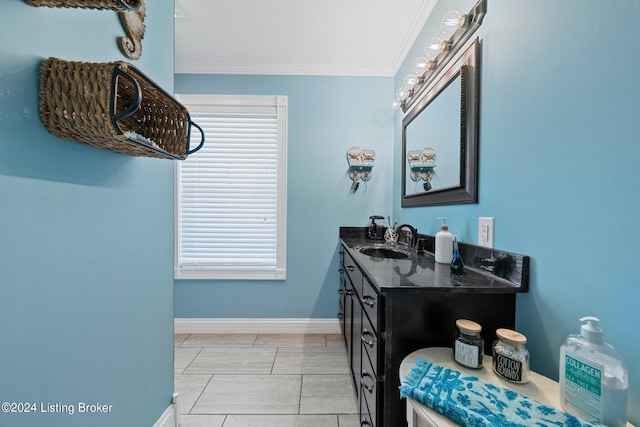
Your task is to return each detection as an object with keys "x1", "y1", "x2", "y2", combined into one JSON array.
[
  {"x1": 153, "y1": 395, "x2": 179, "y2": 427},
  {"x1": 174, "y1": 318, "x2": 341, "y2": 335}
]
